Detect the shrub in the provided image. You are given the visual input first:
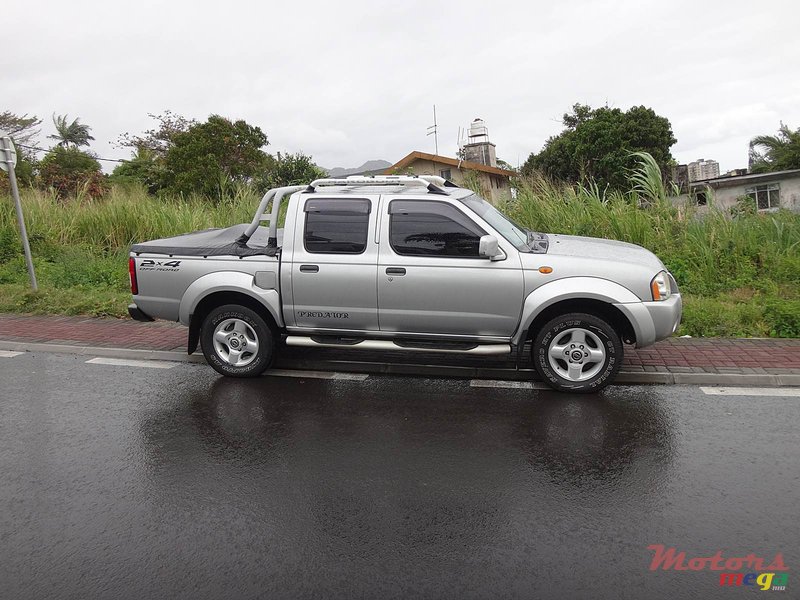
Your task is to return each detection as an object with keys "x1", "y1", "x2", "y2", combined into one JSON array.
[
  {"x1": 764, "y1": 299, "x2": 800, "y2": 337},
  {"x1": 38, "y1": 147, "x2": 107, "y2": 200}
]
